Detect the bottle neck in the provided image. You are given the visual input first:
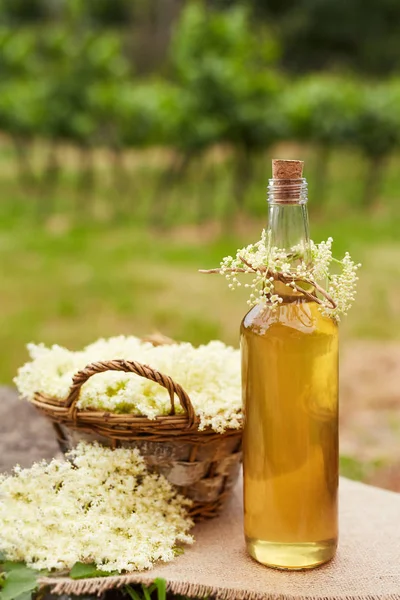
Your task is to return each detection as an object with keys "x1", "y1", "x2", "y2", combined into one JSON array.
[
  {"x1": 267, "y1": 177, "x2": 310, "y2": 260},
  {"x1": 267, "y1": 178, "x2": 311, "y2": 300}
]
